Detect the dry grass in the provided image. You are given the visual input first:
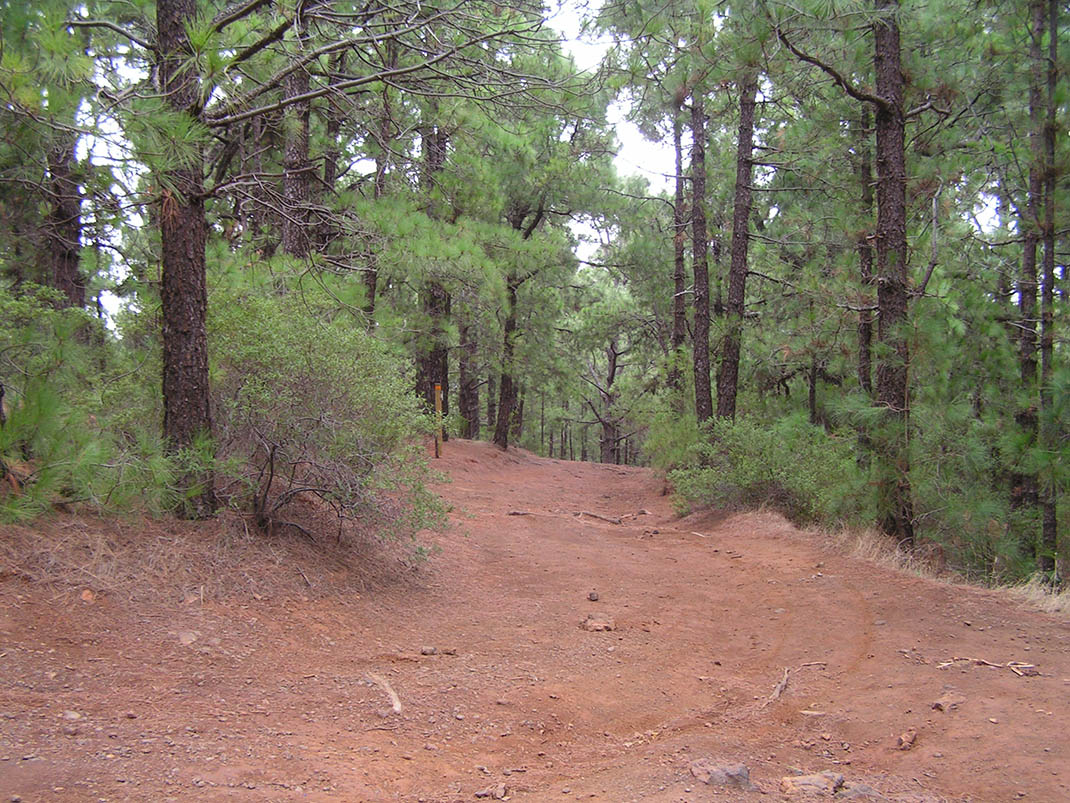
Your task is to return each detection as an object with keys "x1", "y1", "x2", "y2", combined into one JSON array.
[
  {"x1": 0, "y1": 504, "x2": 428, "y2": 603},
  {"x1": 816, "y1": 523, "x2": 1070, "y2": 622},
  {"x1": 1005, "y1": 575, "x2": 1070, "y2": 618}
]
